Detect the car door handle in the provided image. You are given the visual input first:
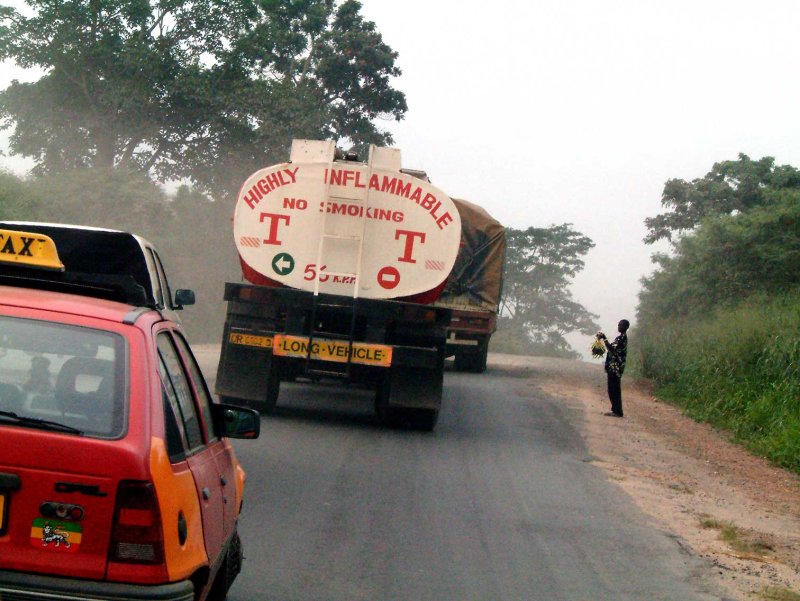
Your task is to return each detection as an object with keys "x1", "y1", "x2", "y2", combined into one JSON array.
[{"x1": 202, "y1": 487, "x2": 211, "y2": 500}]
